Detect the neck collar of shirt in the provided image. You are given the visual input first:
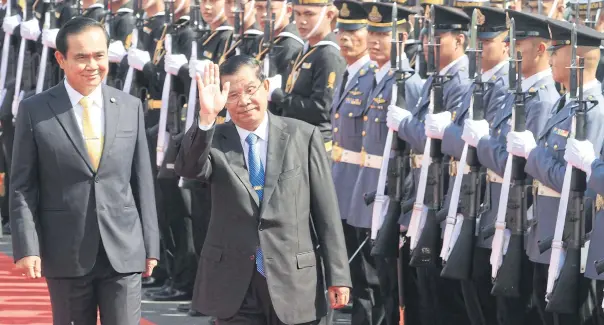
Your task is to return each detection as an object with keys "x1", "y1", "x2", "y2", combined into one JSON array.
[
  {"x1": 117, "y1": 7, "x2": 133, "y2": 13},
  {"x1": 440, "y1": 55, "x2": 465, "y2": 76},
  {"x1": 64, "y1": 79, "x2": 103, "y2": 109},
  {"x1": 88, "y1": 3, "x2": 103, "y2": 9},
  {"x1": 375, "y1": 61, "x2": 391, "y2": 85},
  {"x1": 235, "y1": 112, "x2": 269, "y2": 144},
  {"x1": 482, "y1": 60, "x2": 507, "y2": 82},
  {"x1": 522, "y1": 68, "x2": 552, "y2": 93},
  {"x1": 565, "y1": 79, "x2": 599, "y2": 100},
  {"x1": 346, "y1": 55, "x2": 371, "y2": 78}
]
